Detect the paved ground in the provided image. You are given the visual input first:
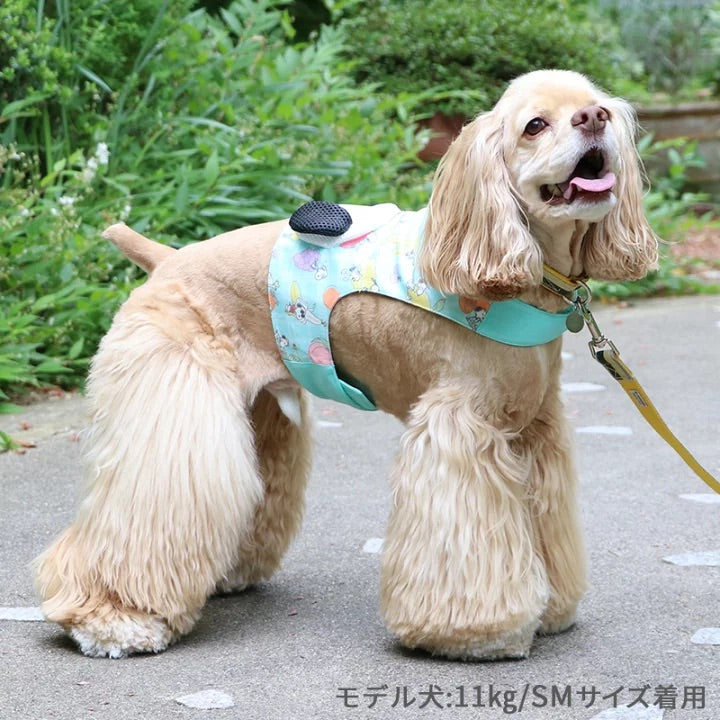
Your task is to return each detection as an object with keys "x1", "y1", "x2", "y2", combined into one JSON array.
[{"x1": 1, "y1": 295, "x2": 719, "y2": 720}]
